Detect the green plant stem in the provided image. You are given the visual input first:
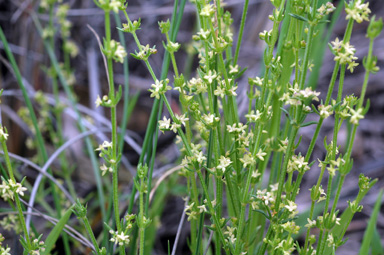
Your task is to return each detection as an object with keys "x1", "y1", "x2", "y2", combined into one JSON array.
[
  {"x1": 82, "y1": 216, "x2": 101, "y2": 254},
  {"x1": 298, "y1": 24, "x2": 315, "y2": 90},
  {"x1": 1, "y1": 140, "x2": 31, "y2": 250},
  {"x1": 196, "y1": 170, "x2": 234, "y2": 254},
  {"x1": 233, "y1": 0, "x2": 249, "y2": 66},
  {"x1": 104, "y1": 8, "x2": 125, "y2": 255},
  {"x1": 139, "y1": 177, "x2": 145, "y2": 255},
  {"x1": 275, "y1": 126, "x2": 299, "y2": 210},
  {"x1": 303, "y1": 201, "x2": 316, "y2": 255}
]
